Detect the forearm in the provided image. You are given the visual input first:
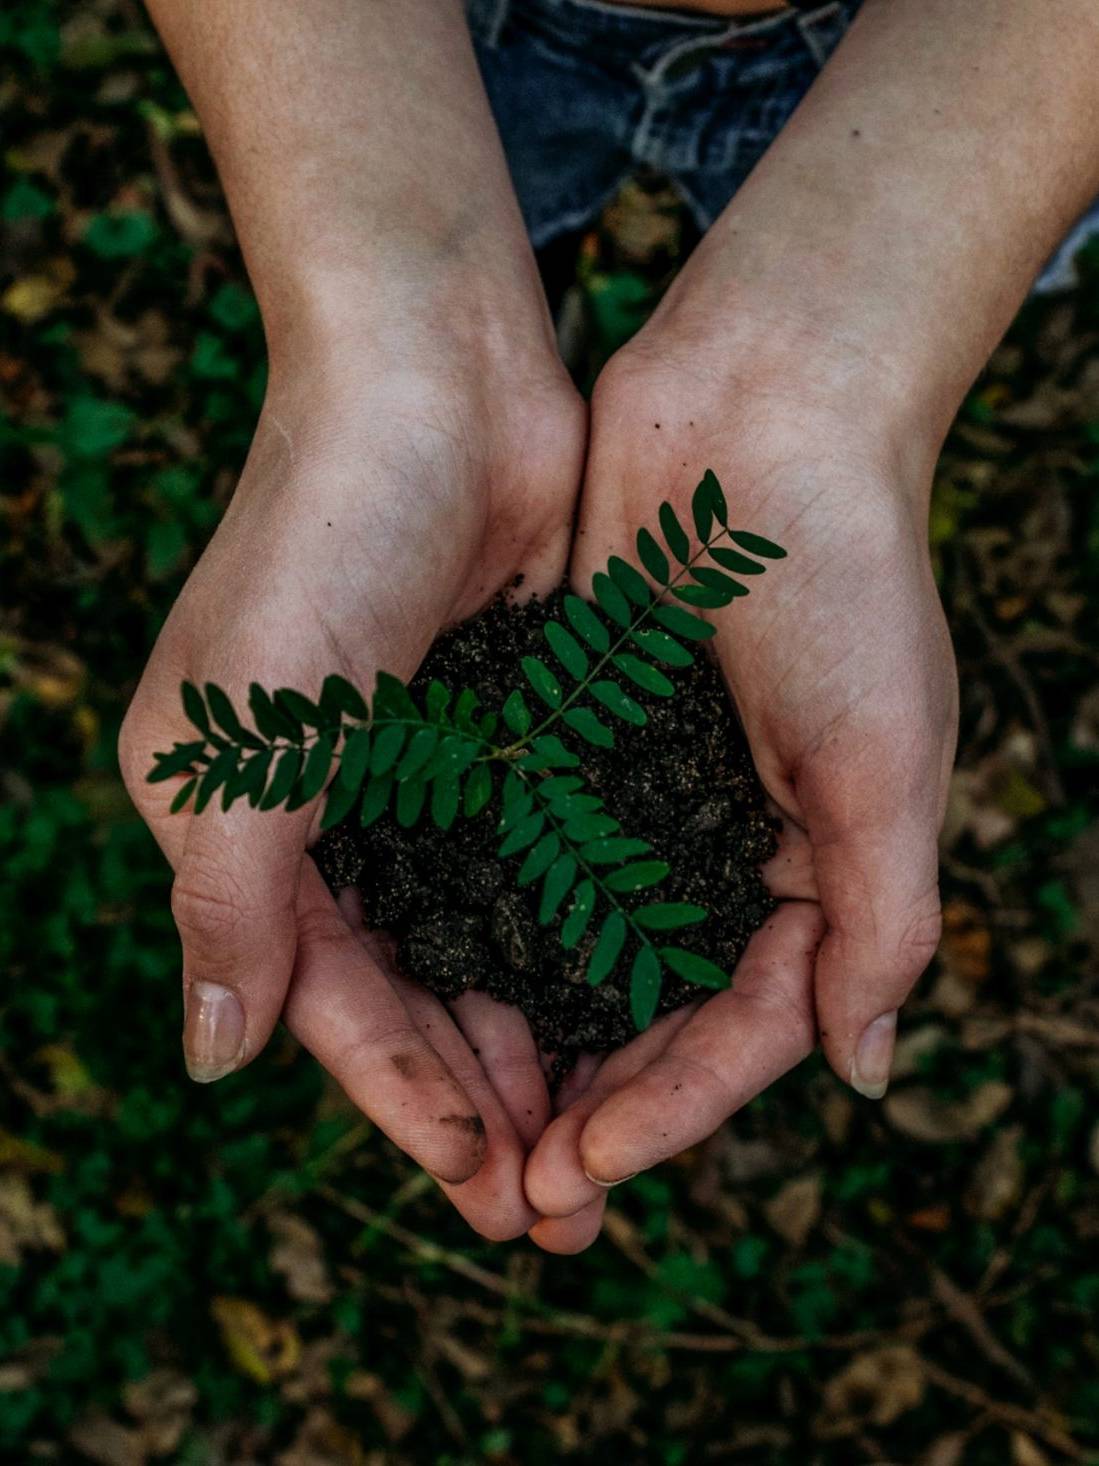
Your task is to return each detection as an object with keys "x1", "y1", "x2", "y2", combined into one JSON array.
[
  {"x1": 650, "y1": 0, "x2": 1099, "y2": 456},
  {"x1": 145, "y1": 0, "x2": 554, "y2": 371}
]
